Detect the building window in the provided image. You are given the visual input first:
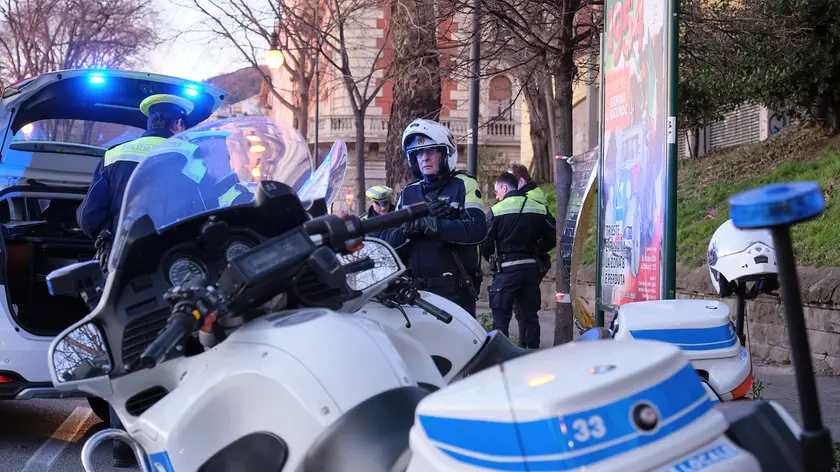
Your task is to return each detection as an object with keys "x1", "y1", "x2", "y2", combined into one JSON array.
[{"x1": 489, "y1": 76, "x2": 513, "y2": 120}]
